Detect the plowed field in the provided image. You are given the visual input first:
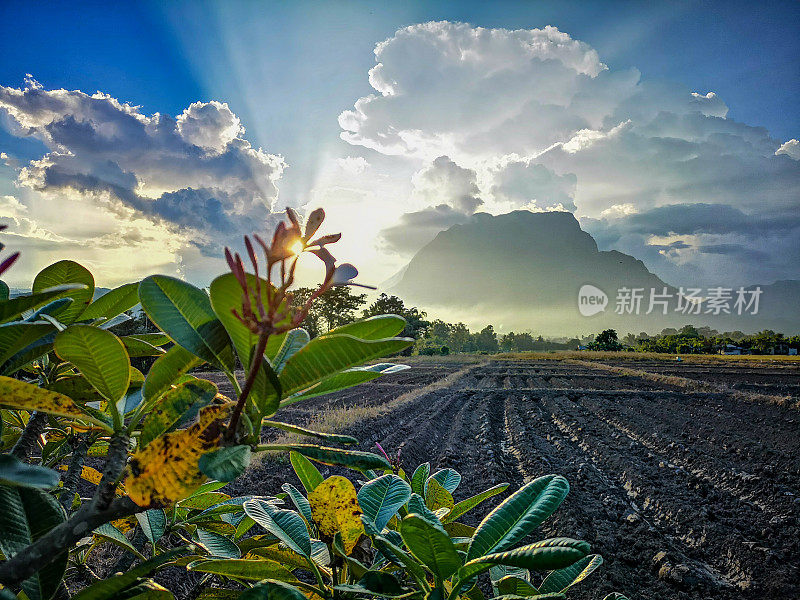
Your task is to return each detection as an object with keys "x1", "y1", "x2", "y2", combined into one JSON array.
[{"x1": 210, "y1": 357, "x2": 800, "y2": 600}]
